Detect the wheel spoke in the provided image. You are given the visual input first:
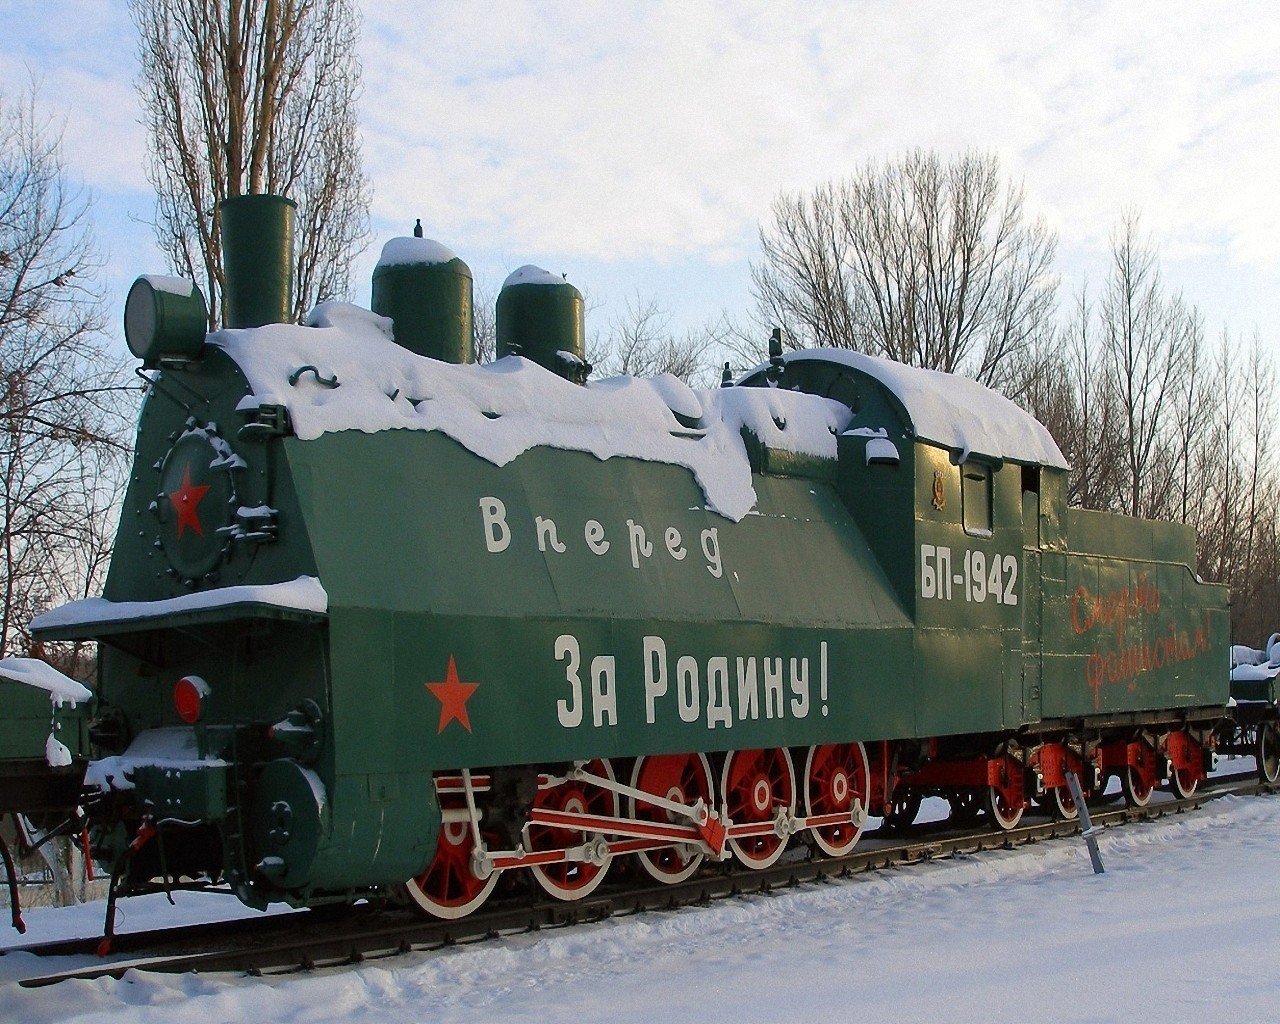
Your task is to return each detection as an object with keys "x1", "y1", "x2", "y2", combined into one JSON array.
[
  {"x1": 723, "y1": 748, "x2": 795, "y2": 869},
  {"x1": 403, "y1": 781, "x2": 498, "y2": 920},
  {"x1": 630, "y1": 753, "x2": 713, "y2": 884},
  {"x1": 527, "y1": 759, "x2": 618, "y2": 901},
  {"x1": 804, "y1": 743, "x2": 869, "y2": 856}
]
